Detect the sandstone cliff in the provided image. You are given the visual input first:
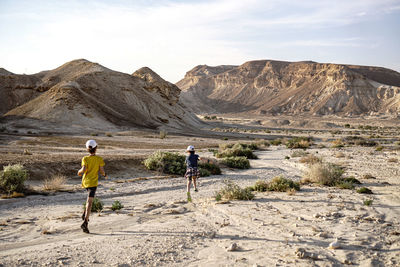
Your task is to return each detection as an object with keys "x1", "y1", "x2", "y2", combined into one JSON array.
[
  {"x1": 1, "y1": 59, "x2": 201, "y2": 131},
  {"x1": 177, "y1": 60, "x2": 400, "y2": 116}
]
